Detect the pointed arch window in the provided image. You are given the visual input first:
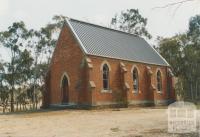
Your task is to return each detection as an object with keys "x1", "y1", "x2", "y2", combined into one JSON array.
[
  {"x1": 132, "y1": 68, "x2": 139, "y2": 93},
  {"x1": 157, "y1": 70, "x2": 162, "y2": 92},
  {"x1": 103, "y1": 64, "x2": 109, "y2": 90}
]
